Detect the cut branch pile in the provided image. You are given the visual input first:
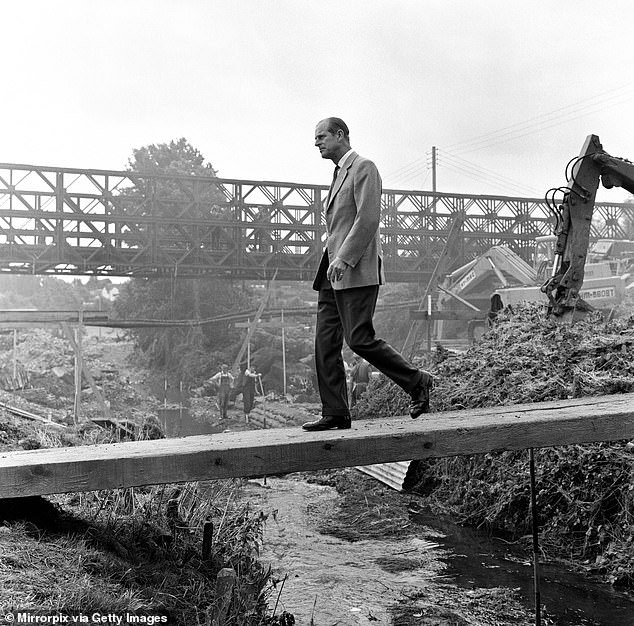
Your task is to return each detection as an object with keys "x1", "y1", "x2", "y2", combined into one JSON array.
[{"x1": 435, "y1": 305, "x2": 634, "y2": 410}]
